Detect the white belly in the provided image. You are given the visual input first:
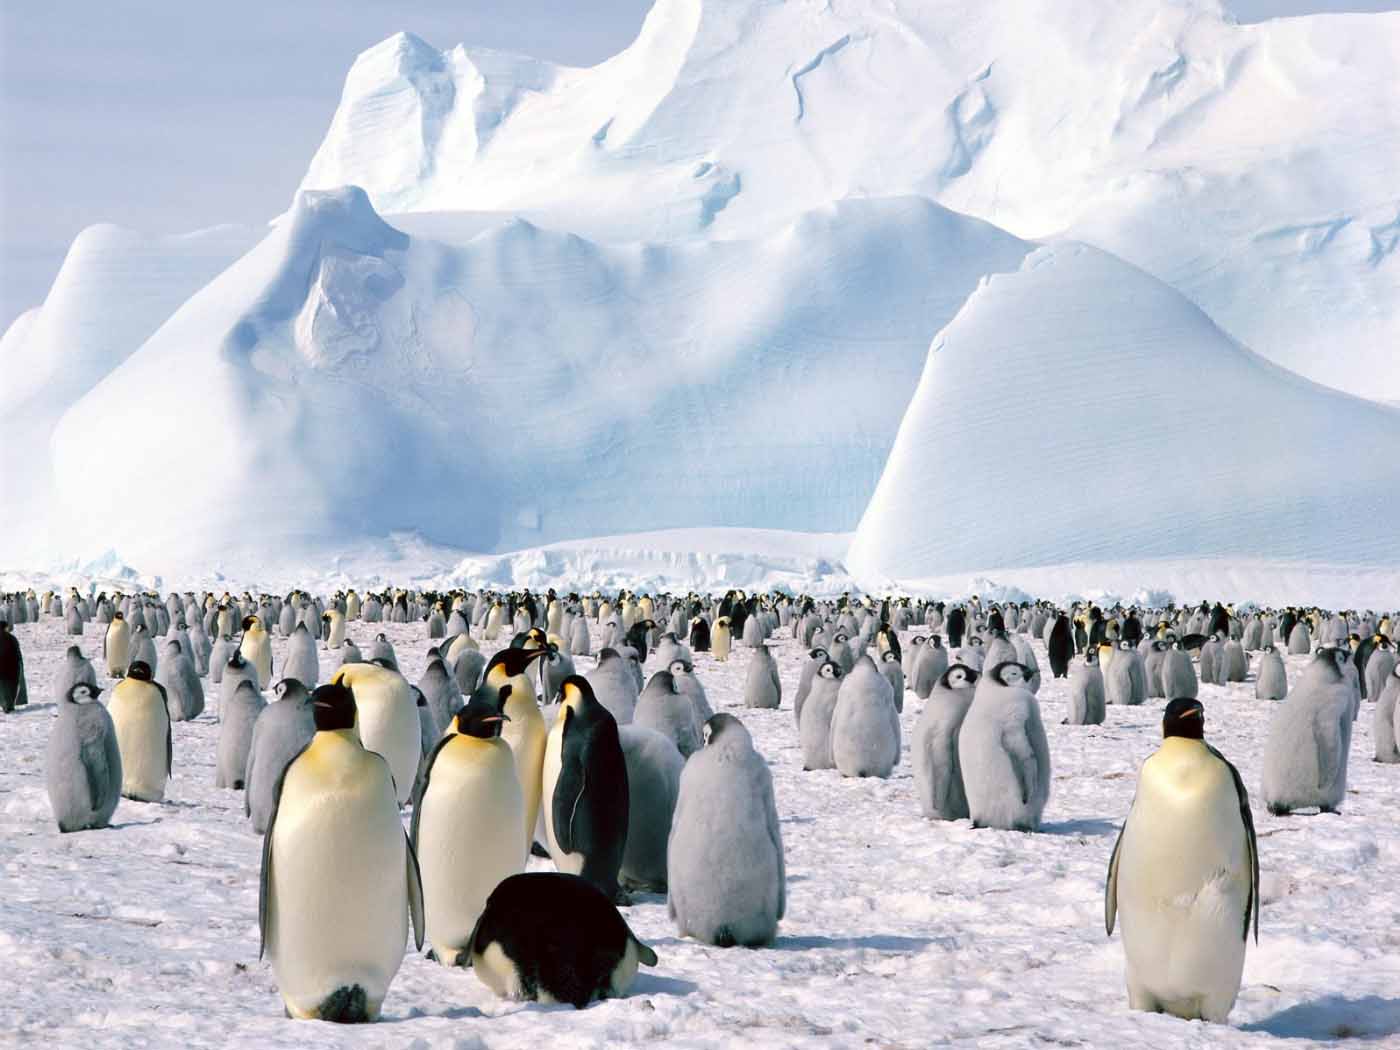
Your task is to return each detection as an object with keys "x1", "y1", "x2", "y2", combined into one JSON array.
[
  {"x1": 241, "y1": 635, "x2": 273, "y2": 689},
  {"x1": 269, "y1": 768, "x2": 407, "y2": 1018},
  {"x1": 109, "y1": 693, "x2": 167, "y2": 801},
  {"x1": 418, "y1": 739, "x2": 525, "y2": 964},
  {"x1": 501, "y1": 693, "x2": 545, "y2": 845}
]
